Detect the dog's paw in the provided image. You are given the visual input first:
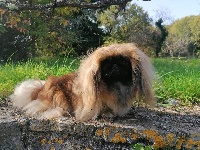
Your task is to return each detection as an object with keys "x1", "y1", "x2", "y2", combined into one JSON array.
[{"x1": 39, "y1": 107, "x2": 65, "y2": 119}]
